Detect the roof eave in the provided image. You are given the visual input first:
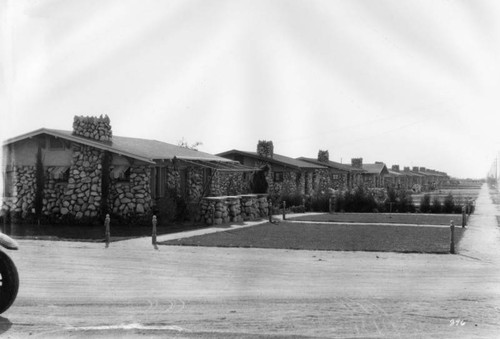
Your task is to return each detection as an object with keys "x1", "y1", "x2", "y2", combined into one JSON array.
[{"x1": 3, "y1": 128, "x2": 156, "y2": 164}]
